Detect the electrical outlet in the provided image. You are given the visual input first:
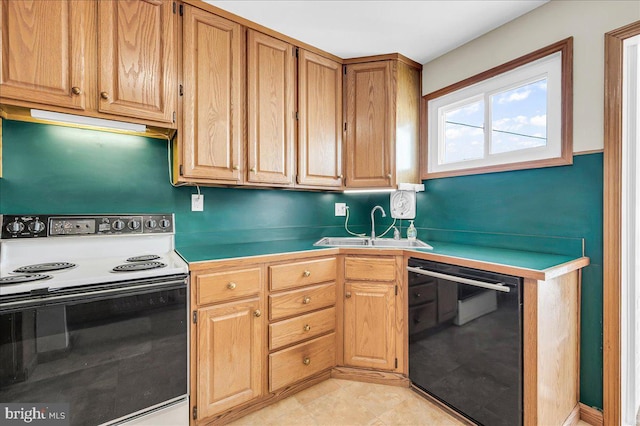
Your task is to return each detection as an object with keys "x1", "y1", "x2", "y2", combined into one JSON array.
[
  {"x1": 191, "y1": 194, "x2": 204, "y2": 212},
  {"x1": 335, "y1": 203, "x2": 347, "y2": 216}
]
